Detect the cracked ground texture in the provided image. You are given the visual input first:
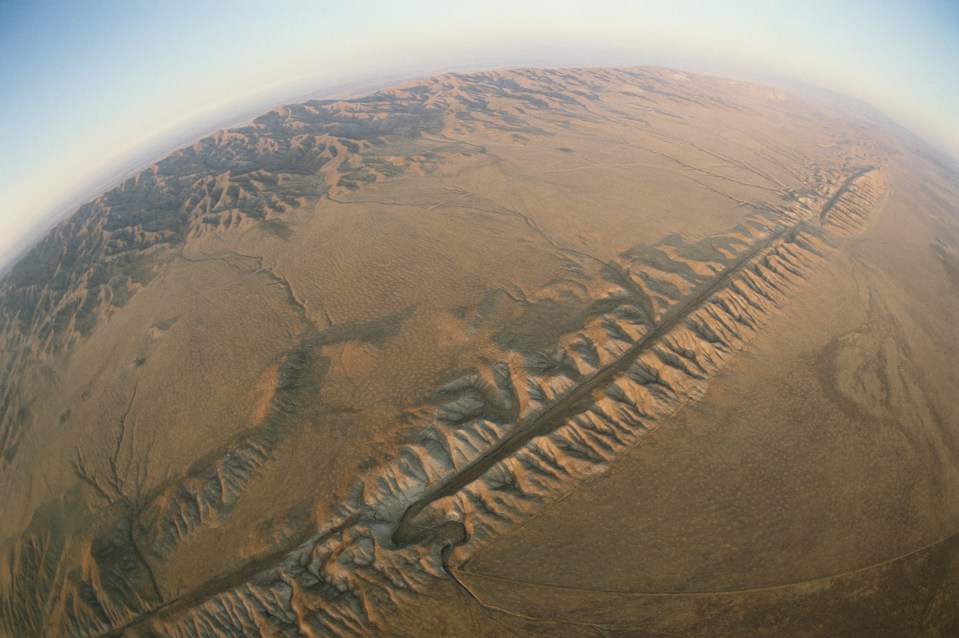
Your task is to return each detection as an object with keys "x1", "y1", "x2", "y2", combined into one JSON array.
[{"x1": 1, "y1": 67, "x2": 958, "y2": 637}]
